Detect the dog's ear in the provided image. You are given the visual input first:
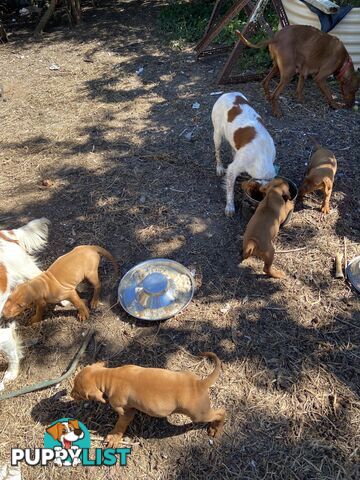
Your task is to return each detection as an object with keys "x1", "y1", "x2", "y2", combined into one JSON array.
[
  {"x1": 46, "y1": 423, "x2": 62, "y2": 440},
  {"x1": 259, "y1": 183, "x2": 270, "y2": 194},
  {"x1": 282, "y1": 185, "x2": 291, "y2": 201},
  {"x1": 68, "y1": 419, "x2": 80, "y2": 430},
  {"x1": 87, "y1": 388, "x2": 107, "y2": 404},
  {"x1": 241, "y1": 180, "x2": 250, "y2": 192},
  {"x1": 93, "y1": 361, "x2": 107, "y2": 368},
  {"x1": 283, "y1": 192, "x2": 291, "y2": 201}
]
